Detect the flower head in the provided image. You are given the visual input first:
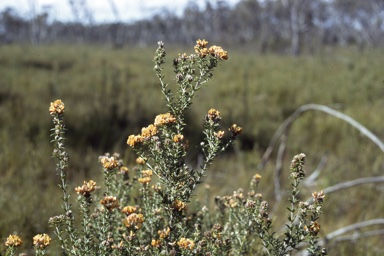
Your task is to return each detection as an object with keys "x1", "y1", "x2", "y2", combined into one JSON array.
[
  {"x1": 158, "y1": 227, "x2": 171, "y2": 239},
  {"x1": 123, "y1": 213, "x2": 145, "y2": 229},
  {"x1": 33, "y1": 233, "x2": 51, "y2": 249},
  {"x1": 154, "y1": 113, "x2": 177, "y2": 127},
  {"x1": 207, "y1": 108, "x2": 221, "y2": 123},
  {"x1": 5, "y1": 234, "x2": 22, "y2": 247},
  {"x1": 122, "y1": 205, "x2": 137, "y2": 215},
  {"x1": 127, "y1": 135, "x2": 144, "y2": 147},
  {"x1": 173, "y1": 199, "x2": 187, "y2": 211},
  {"x1": 229, "y1": 124, "x2": 243, "y2": 136},
  {"x1": 100, "y1": 156, "x2": 120, "y2": 170},
  {"x1": 208, "y1": 45, "x2": 228, "y2": 60},
  {"x1": 141, "y1": 124, "x2": 158, "y2": 138},
  {"x1": 49, "y1": 99, "x2": 65, "y2": 115},
  {"x1": 312, "y1": 191, "x2": 325, "y2": 203},
  {"x1": 177, "y1": 238, "x2": 195, "y2": 250},
  {"x1": 100, "y1": 196, "x2": 119, "y2": 211},
  {"x1": 136, "y1": 157, "x2": 146, "y2": 165},
  {"x1": 75, "y1": 180, "x2": 97, "y2": 196}
]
